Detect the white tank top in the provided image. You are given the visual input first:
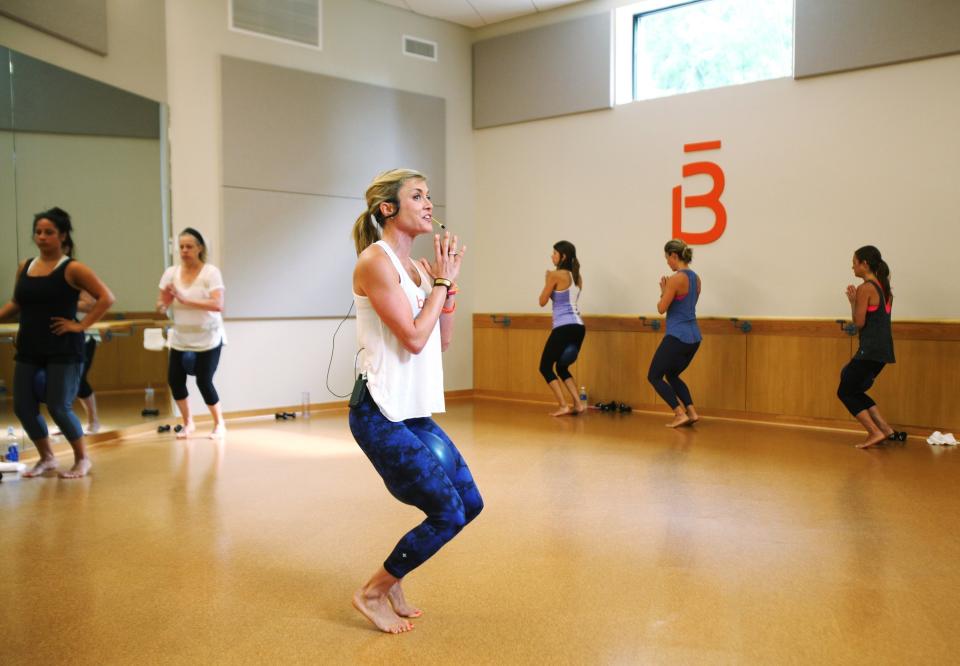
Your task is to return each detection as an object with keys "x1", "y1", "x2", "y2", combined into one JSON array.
[{"x1": 354, "y1": 241, "x2": 445, "y2": 422}]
